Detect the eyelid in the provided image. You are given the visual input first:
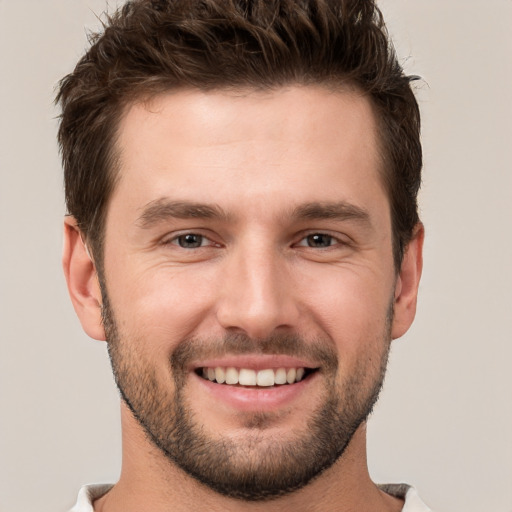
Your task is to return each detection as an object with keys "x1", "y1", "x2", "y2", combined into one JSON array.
[
  {"x1": 293, "y1": 230, "x2": 350, "y2": 248},
  {"x1": 157, "y1": 229, "x2": 350, "y2": 249},
  {"x1": 161, "y1": 230, "x2": 222, "y2": 248}
]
